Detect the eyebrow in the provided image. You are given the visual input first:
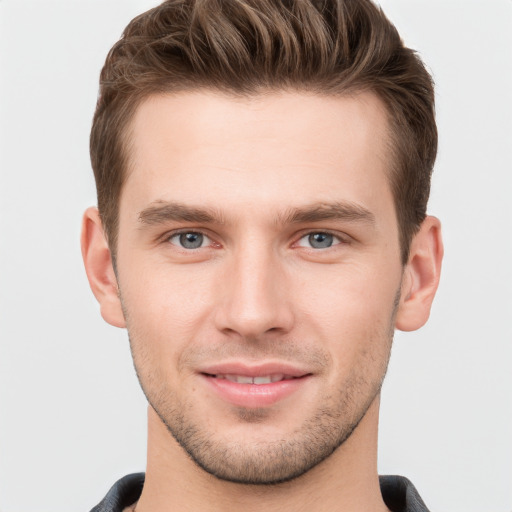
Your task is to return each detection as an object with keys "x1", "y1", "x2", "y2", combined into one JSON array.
[
  {"x1": 137, "y1": 200, "x2": 375, "y2": 227},
  {"x1": 278, "y1": 202, "x2": 375, "y2": 225},
  {"x1": 138, "y1": 201, "x2": 225, "y2": 226}
]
